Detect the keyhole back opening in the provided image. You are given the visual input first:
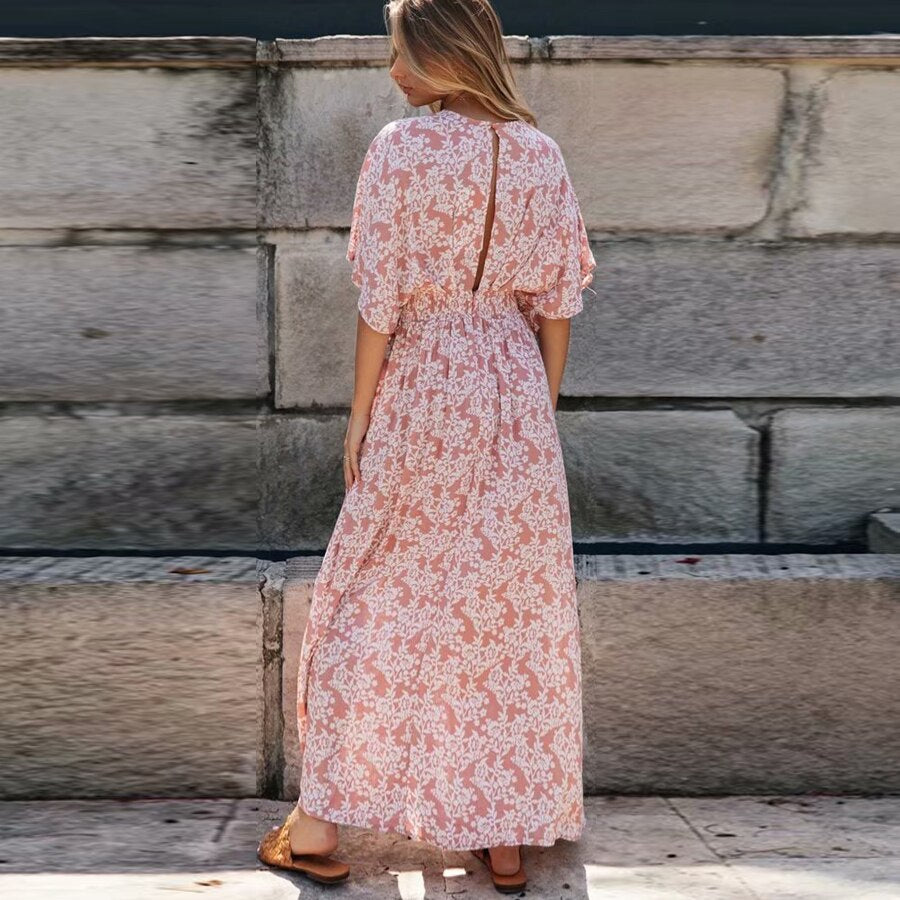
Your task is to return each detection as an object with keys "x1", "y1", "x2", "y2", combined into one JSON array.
[{"x1": 471, "y1": 127, "x2": 500, "y2": 294}]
